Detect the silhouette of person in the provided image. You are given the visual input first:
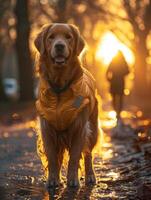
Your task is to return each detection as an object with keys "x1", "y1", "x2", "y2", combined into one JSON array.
[{"x1": 106, "y1": 50, "x2": 129, "y2": 119}]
